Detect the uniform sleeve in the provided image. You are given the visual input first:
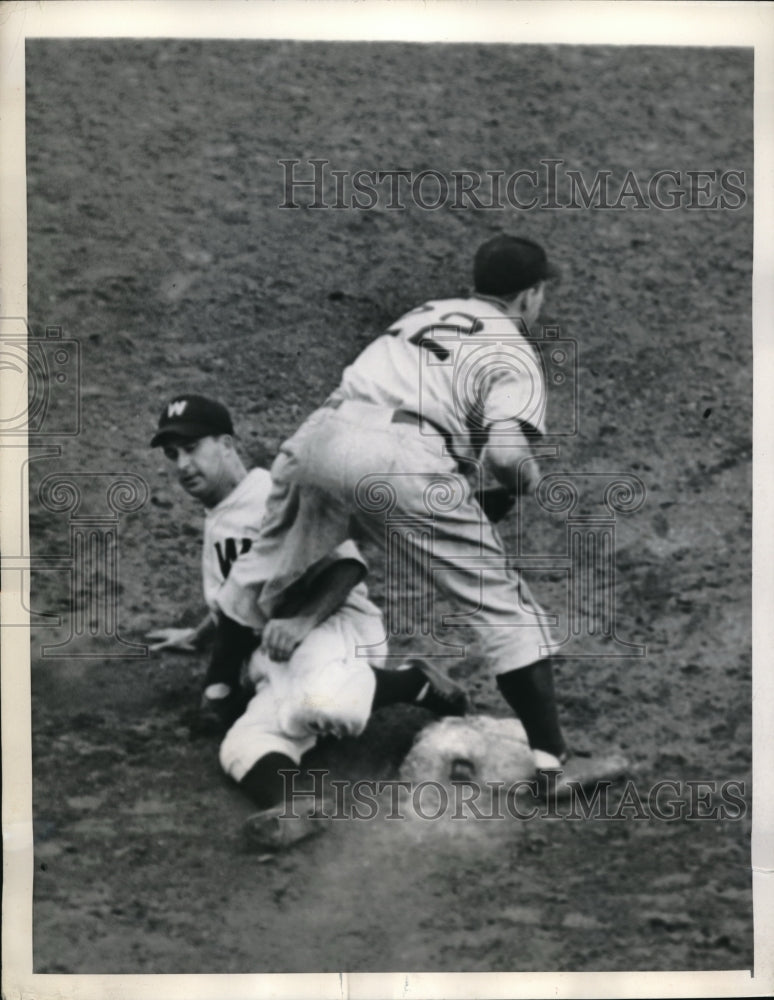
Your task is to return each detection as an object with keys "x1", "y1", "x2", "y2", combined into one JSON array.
[
  {"x1": 256, "y1": 540, "x2": 369, "y2": 621},
  {"x1": 214, "y1": 571, "x2": 268, "y2": 631},
  {"x1": 330, "y1": 540, "x2": 368, "y2": 571}
]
